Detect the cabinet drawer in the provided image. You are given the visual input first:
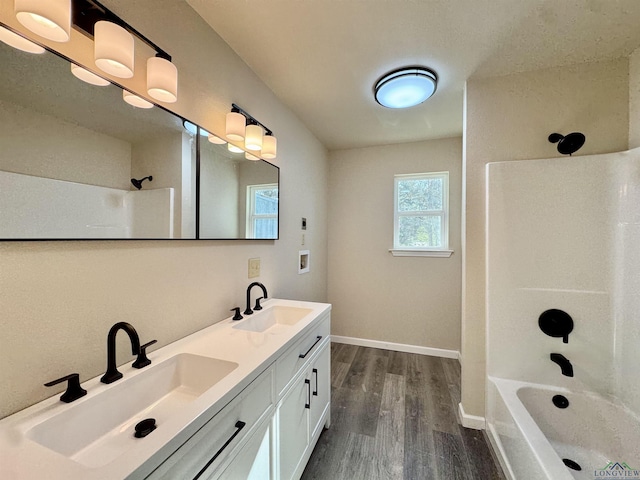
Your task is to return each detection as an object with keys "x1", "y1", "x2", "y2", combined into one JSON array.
[
  {"x1": 275, "y1": 315, "x2": 330, "y2": 397},
  {"x1": 146, "y1": 368, "x2": 273, "y2": 480}
]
